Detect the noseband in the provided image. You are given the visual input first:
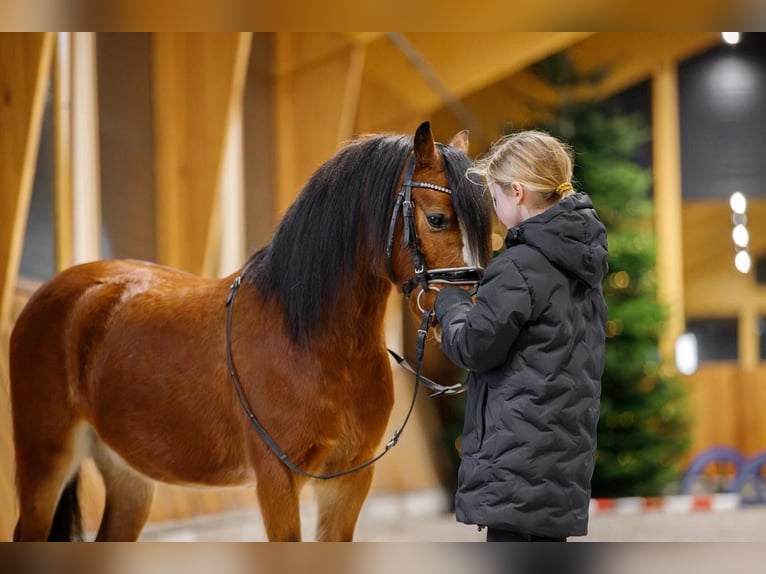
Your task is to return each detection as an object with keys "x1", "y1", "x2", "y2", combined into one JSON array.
[{"x1": 385, "y1": 153, "x2": 484, "y2": 298}]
